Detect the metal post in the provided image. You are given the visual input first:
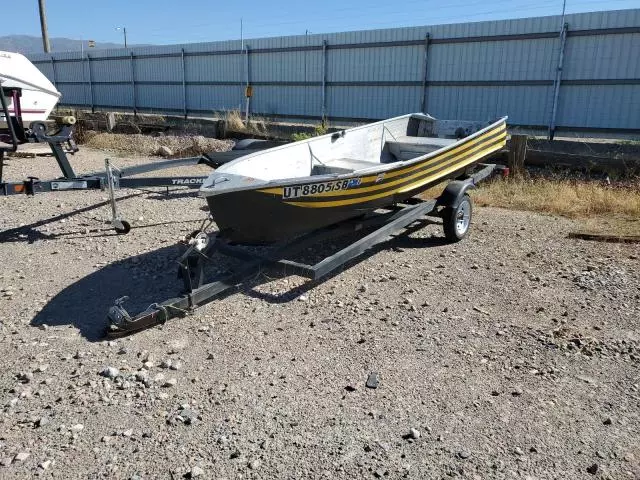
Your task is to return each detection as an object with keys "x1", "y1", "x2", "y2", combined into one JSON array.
[
  {"x1": 548, "y1": 22, "x2": 568, "y2": 141},
  {"x1": 321, "y1": 40, "x2": 327, "y2": 123},
  {"x1": 508, "y1": 134, "x2": 528, "y2": 177},
  {"x1": 181, "y1": 48, "x2": 187, "y2": 119},
  {"x1": 420, "y1": 33, "x2": 430, "y2": 113},
  {"x1": 130, "y1": 51, "x2": 136, "y2": 115},
  {"x1": 82, "y1": 54, "x2": 88, "y2": 107},
  {"x1": 38, "y1": 0, "x2": 51, "y2": 53},
  {"x1": 50, "y1": 56, "x2": 57, "y2": 89},
  {"x1": 244, "y1": 46, "x2": 250, "y2": 122},
  {"x1": 87, "y1": 54, "x2": 95, "y2": 113}
]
